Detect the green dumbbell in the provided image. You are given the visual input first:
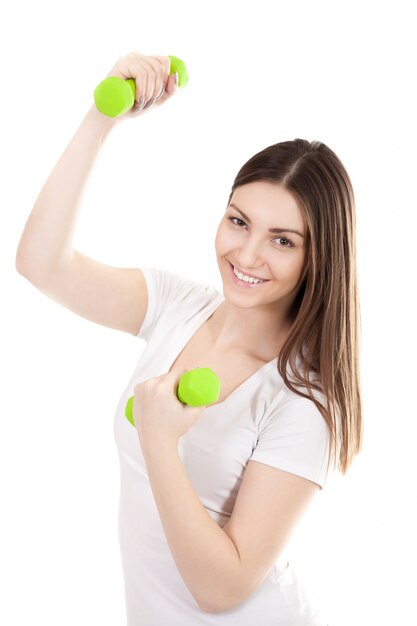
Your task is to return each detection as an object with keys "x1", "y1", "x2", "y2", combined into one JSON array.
[
  {"x1": 125, "y1": 367, "x2": 221, "y2": 427},
  {"x1": 94, "y1": 54, "x2": 189, "y2": 118}
]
